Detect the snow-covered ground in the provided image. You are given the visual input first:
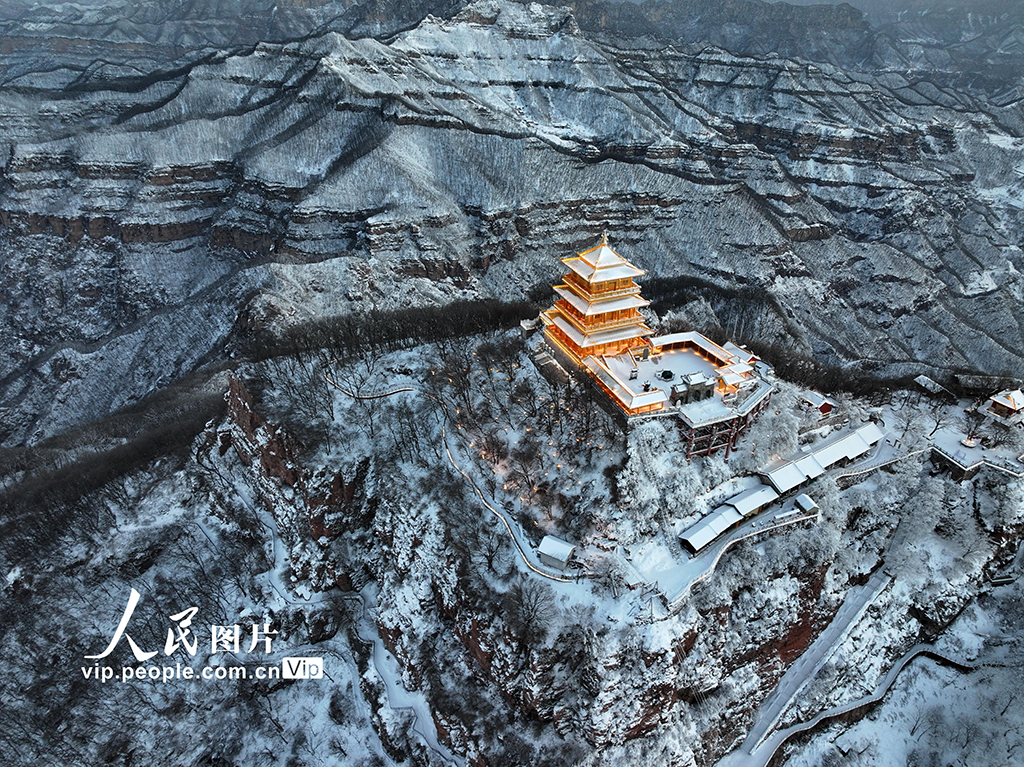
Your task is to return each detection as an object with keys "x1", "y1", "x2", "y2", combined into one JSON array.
[
  {"x1": 781, "y1": 574, "x2": 1024, "y2": 767},
  {"x1": 5, "y1": 321, "x2": 1022, "y2": 767}
]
